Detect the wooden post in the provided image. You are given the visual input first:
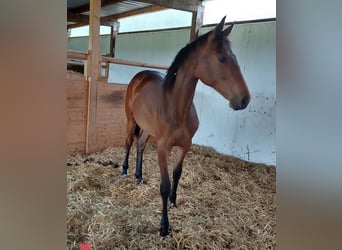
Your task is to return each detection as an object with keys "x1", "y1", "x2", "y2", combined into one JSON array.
[
  {"x1": 110, "y1": 24, "x2": 115, "y2": 58},
  {"x1": 190, "y1": 4, "x2": 204, "y2": 41},
  {"x1": 103, "y1": 23, "x2": 116, "y2": 78},
  {"x1": 86, "y1": 0, "x2": 101, "y2": 153}
]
